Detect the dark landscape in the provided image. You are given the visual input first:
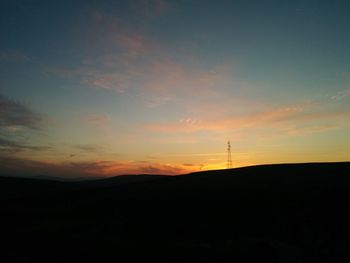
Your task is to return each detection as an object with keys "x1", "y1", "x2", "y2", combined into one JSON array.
[
  {"x1": 2, "y1": 1, "x2": 350, "y2": 262},
  {"x1": 1, "y1": 162, "x2": 350, "y2": 262}
]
